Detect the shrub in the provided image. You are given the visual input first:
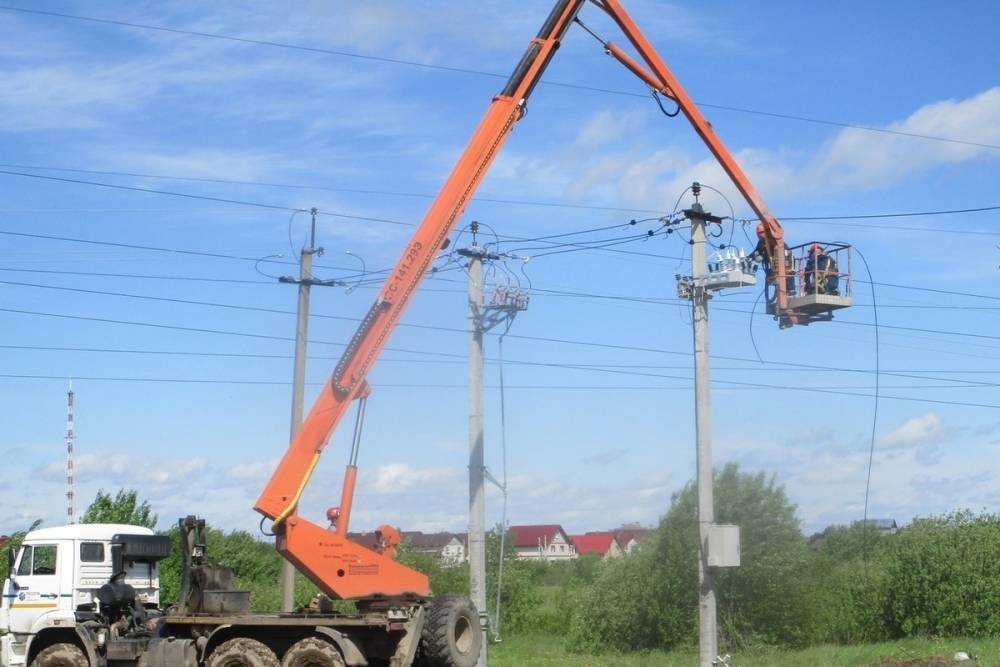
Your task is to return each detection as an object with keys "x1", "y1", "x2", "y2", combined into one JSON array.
[
  {"x1": 882, "y1": 510, "x2": 1000, "y2": 637},
  {"x1": 568, "y1": 463, "x2": 817, "y2": 652}
]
